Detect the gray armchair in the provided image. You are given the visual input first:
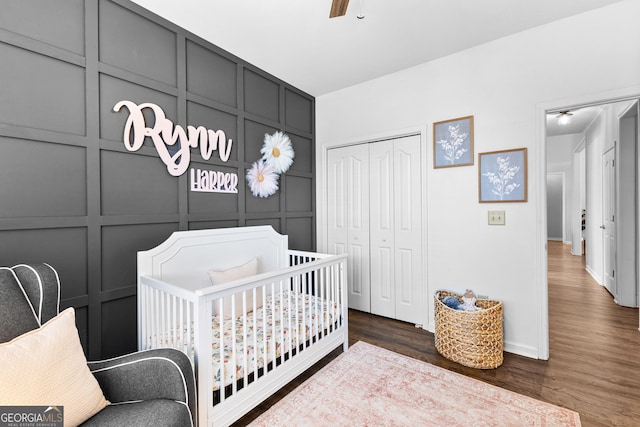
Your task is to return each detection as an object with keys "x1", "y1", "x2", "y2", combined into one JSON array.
[{"x1": 0, "y1": 263, "x2": 196, "y2": 426}]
